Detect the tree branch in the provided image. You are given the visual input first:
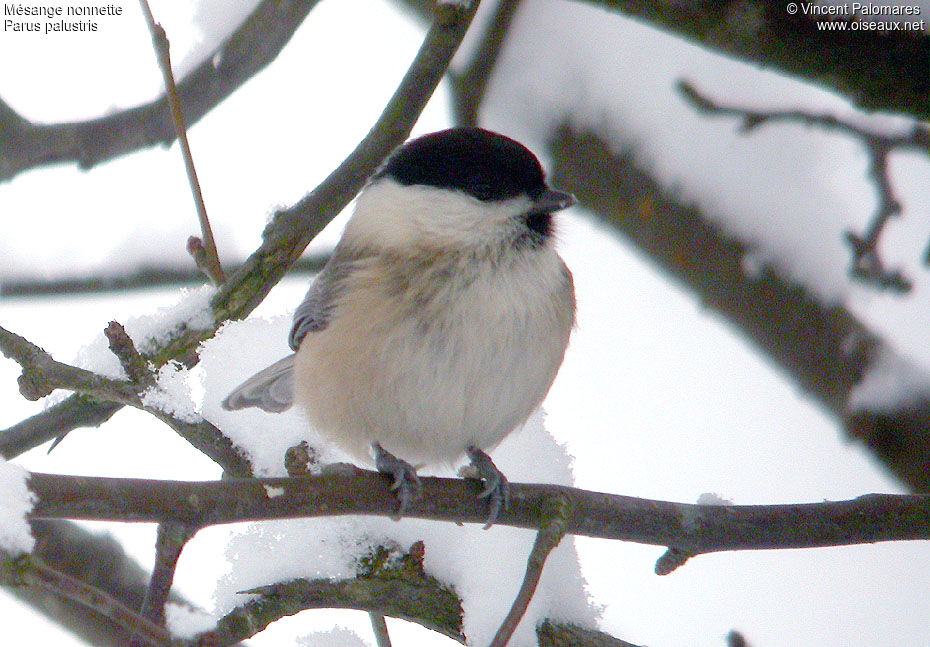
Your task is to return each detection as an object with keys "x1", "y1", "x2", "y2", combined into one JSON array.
[
  {"x1": 1, "y1": 552, "x2": 171, "y2": 647},
  {"x1": 0, "y1": 324, "x2": 141, "y2": 406},
  {"x1": 27, "y1": 471, "x2": 930, "y2": 555},
  {"x1": 0, "y1": 395, "x2": 122, "y2": 459},
  {"x1": 0, "y1": 0, "x2": 481, "y2": 466},
  {"x1": 138, "y1": 0, "x2": 225, "y2": 286},
  {"x1": 211, "y1": 0, "x2": 482, "y2": 325},
  {"x1": 537, "y1": 620, "x2": 645, "y2": 647},
  {"x1": 369, "y1": 612, "x2": 393, "y2": 647},
  {"x1": 0, "y1": 0, "x2": 325, "y2": 183},
  {"x1": 547, "y1": 122, "x2": 930, "y2": 492},
  {"x1": 490, "y1": 509, "x2": 568, "y2": 647},
  {"x1": 678, "y1": 79, "x2": 928, "y2": 292},
  {"x1": 574, "y1": 0, "x2": 929, "y2": 119},
  {"x1": 213, "y1": 541, "x2": 462, "y2": 646},
  {"x1": 5, "y1": 520, "x2": 150, "y2": 646},
  {"x1": 204, "y1": 537, "x2": 638, "y2": 647},
  {"x1": 0, "y1": 323, "x2": 253, "y2": 475},
  {"x1": 6, "y1": 519, "x2": 629, "y2": 647},
  {"x1": 0, "y1": 255, "x2": 329, "y2": 300},
  {"x1": 2, "y1": 520, "x2": 242, "y2": 647},
  {"x1": 104, "y1": 321, "x2": 155, "y2": 389},
  {"x1": 449, "y1": 0, "x2": 523, "y2": 126},
  {"x1": 130, "y1": 522, "x2": 199, "y2": 647}
]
